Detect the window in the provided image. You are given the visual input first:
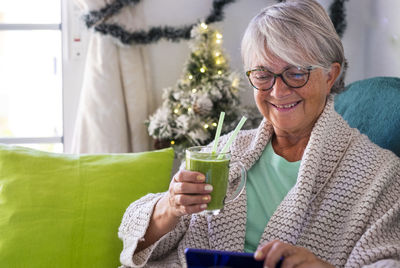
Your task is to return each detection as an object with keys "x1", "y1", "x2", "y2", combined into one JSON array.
[{"x1": 0, "y1": 0, "x2": 63, "y2": 152}]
